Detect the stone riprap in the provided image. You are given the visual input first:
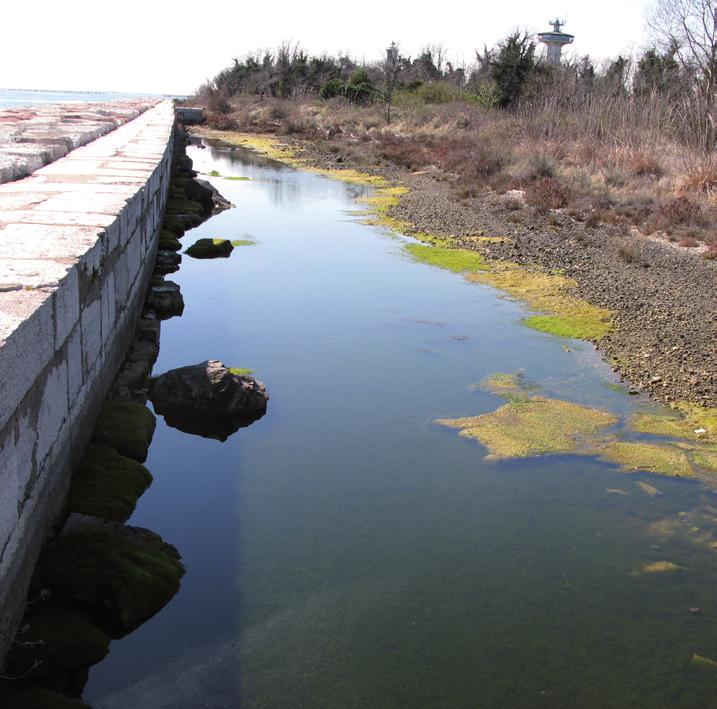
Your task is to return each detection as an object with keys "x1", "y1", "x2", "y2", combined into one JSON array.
[
  {"x1": 0, "y1": 100, "x2": 176, "y2": 662},
  {"x1": 0, "y1": 99, "x2": 158, "y2": 184}
]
